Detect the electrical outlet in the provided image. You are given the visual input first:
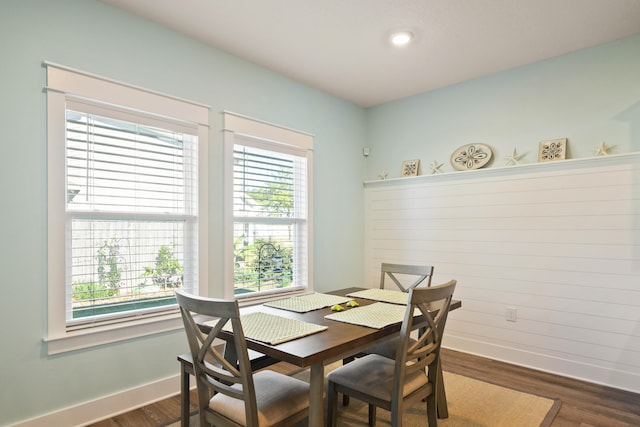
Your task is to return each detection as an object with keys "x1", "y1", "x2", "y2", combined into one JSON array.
[{"x1": 505, "y1": 307, "x2": 517, "y2": 322}]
